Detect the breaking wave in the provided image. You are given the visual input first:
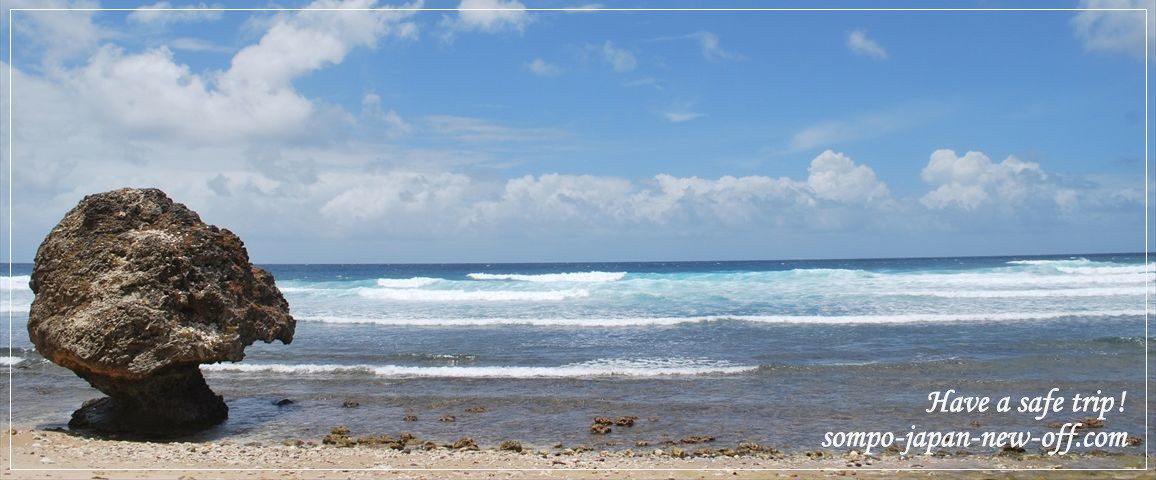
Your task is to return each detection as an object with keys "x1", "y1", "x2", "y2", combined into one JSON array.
[
  {"x1": 297, "y1": 309, "x2": 1145, "y2": 327},
  {"x1": 0, "y1": 275, "x2": 30, "y2": 291},
  {"x1": 375, "y1": 277, "x2": 440, "y2": 289},
  {"x1": 467, "y1": 271, "x2": 627, "y2": 283},
  {"x1": 889, "y1": 287, "x2": 1147, "y2": 298},
  {"x1": 203, "y1": 357, "x2": 755, "y2": 378},
  {"x1": 356, "y1": 288, "x2": 590, "y2": 302}
]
